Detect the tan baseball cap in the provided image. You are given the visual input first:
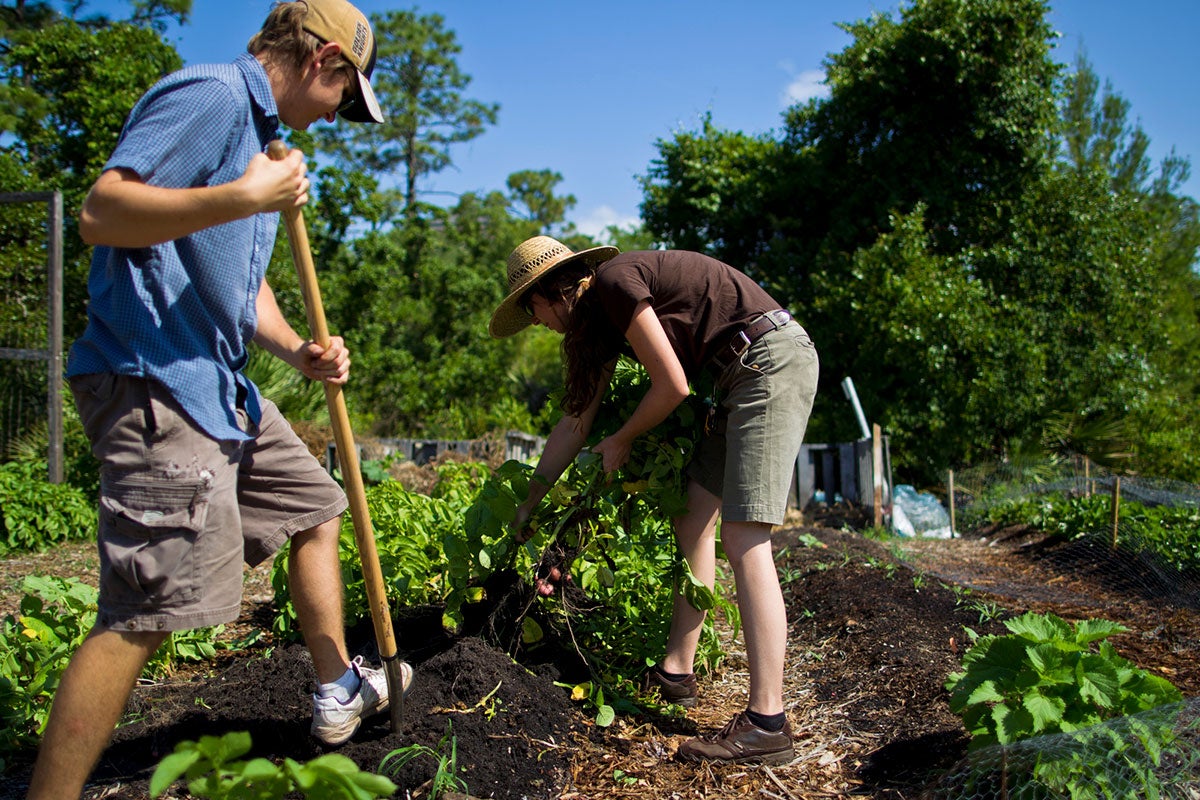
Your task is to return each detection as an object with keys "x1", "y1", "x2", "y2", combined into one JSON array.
[{"x1": 300, "y1": 0, "x2": 383, "y2": 123}]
